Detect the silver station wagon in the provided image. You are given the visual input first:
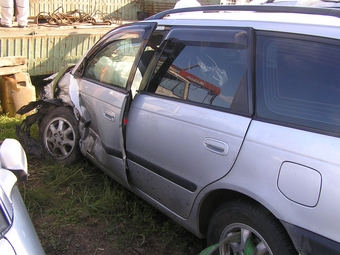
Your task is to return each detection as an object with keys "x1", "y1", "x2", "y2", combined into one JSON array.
[{"x1": 17, "y1": 5, "x2": 340, "y2": 254}]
